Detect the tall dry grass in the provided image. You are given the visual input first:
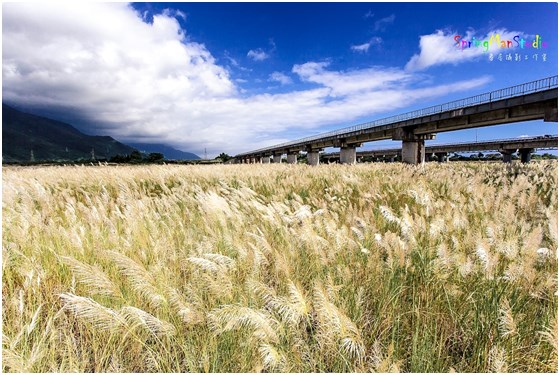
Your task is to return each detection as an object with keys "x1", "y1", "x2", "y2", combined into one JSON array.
[{"x1": 2, "y1": 161, "x2": 557, "y2": 372}]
